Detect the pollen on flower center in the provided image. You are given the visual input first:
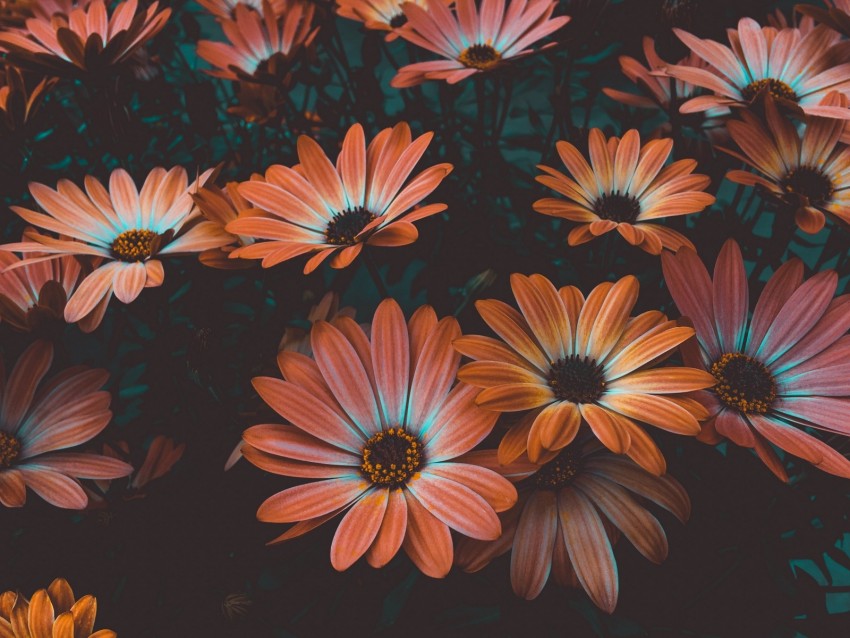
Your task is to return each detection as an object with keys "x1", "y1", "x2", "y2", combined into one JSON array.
[
  {"x1": 711, "y1": 352, "x2": 776, "y2": 414},
  {"x1": 361, "y1": 427, "x2": 423, "y2": 486},
  {"x1": 458, "y1": 44, "x2": 502, "y2": 70},
  {"x1": 112, "y1": 229, "x2": 157, "y2": 262},
  {"x1": 741, "y1": 78, "x2": 797, "y2": 103},
  {"x1": 594, "y1": 192, "x2": 641, "y2": 223},
  {"x1": 325, "y1": 207, "x2": 377, "y2": 246},
  {"x1": 0, "y1": 432, "x2": 21, "y2": 467},
  {"x1": 548, "y1": 354, "x2": 606, "y2": 403},
  {"x1": 781, "y1": 166, "x2": 834, "y2": 205},
  {"x1": 535, "y1": 447, "x2": 583, "y2": 490}
]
